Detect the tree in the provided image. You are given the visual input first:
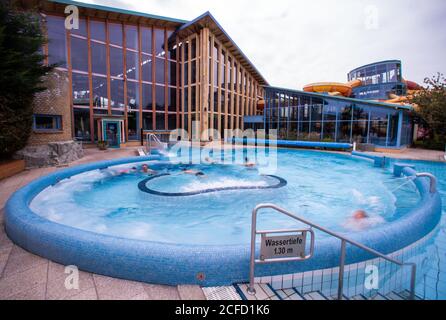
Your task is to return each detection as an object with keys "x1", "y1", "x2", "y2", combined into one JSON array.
[
  {"x1": 0, "y1": 1, "x2": 52, "y2": 159},
  {"x1": 410, "y1": 73, "x2": 446, "y2": 150}
]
